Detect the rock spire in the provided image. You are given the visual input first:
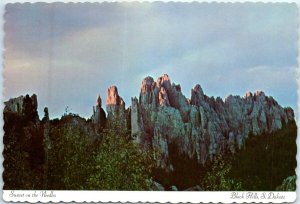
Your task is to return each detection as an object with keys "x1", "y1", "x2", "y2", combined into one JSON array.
[{"x1": 130, "y1": 74, "x2": 295, "y2": 167}]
